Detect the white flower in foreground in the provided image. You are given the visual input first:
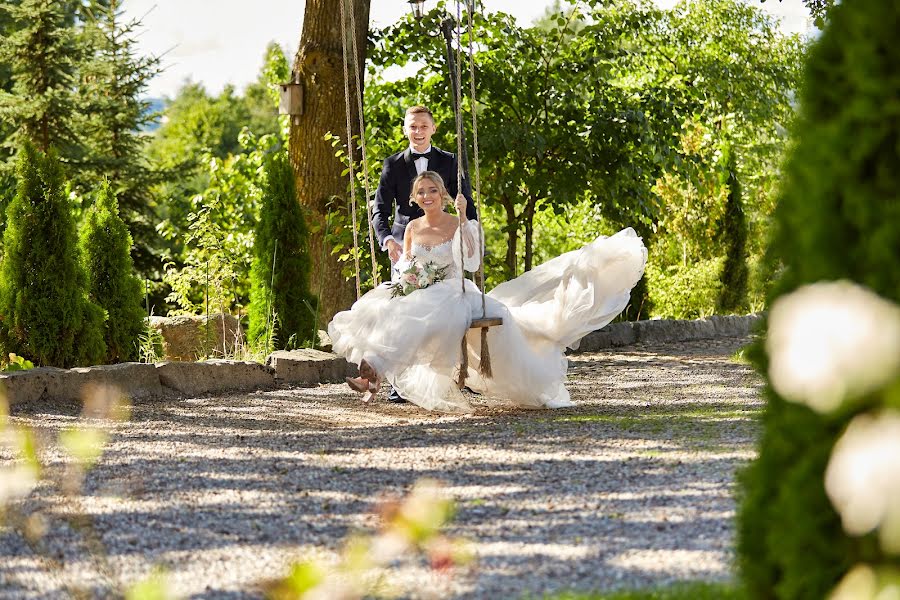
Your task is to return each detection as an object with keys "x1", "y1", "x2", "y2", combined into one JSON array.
[
  {"x1": 825, "y1": 411, "x2": 900, "y2": 553},
  {"x1": 767, "y1": 281, "x2": 900, "y2": 413},
  {"x1": 829, "y1": 564, "x2": 900, "y2": 600}
]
